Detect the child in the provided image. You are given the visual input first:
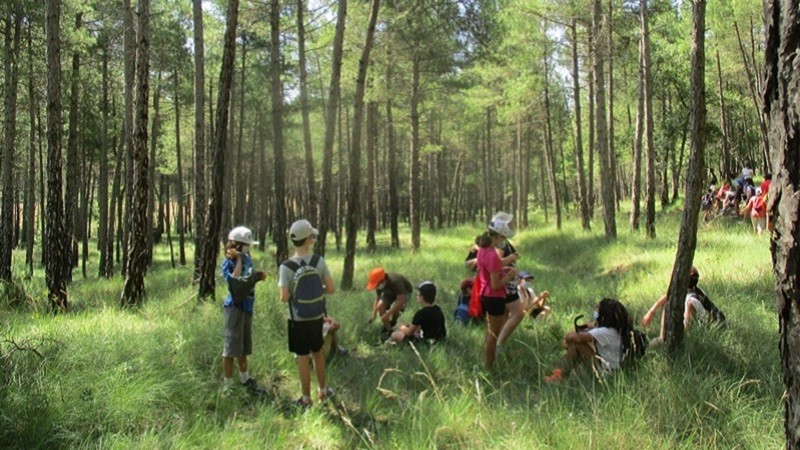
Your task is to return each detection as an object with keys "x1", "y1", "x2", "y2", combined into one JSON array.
[
  {"x1": 517, "y1": 271, "x2": 550, "y2": 320},
  {"x1": 221, "y1": 226, "x2": 267, "y2": 392},
  {"x1": 366, "y1": 267, "x2": 413, "y2": 336},
  {"x1": 454, "y1": 278, "x2": 474, "y2": 325},
  {"x1": 545, "y1": 298, "x2": 633, "y2": 382},
  {"x1": 701, "y1": 187, "x2": 715, "y2": 222},
  {"x1": 642, "y1": 266, "x2": 727, "y2": 346},
  {"x1": 389, "y1": 281, "x2": 447, "y2": 344},
  {"x1": 279, "y1": 219, "x2": 336, "y2": 407},
  {"x1": 740, "y1": 187, "x2": 768, "y2": 235}
]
